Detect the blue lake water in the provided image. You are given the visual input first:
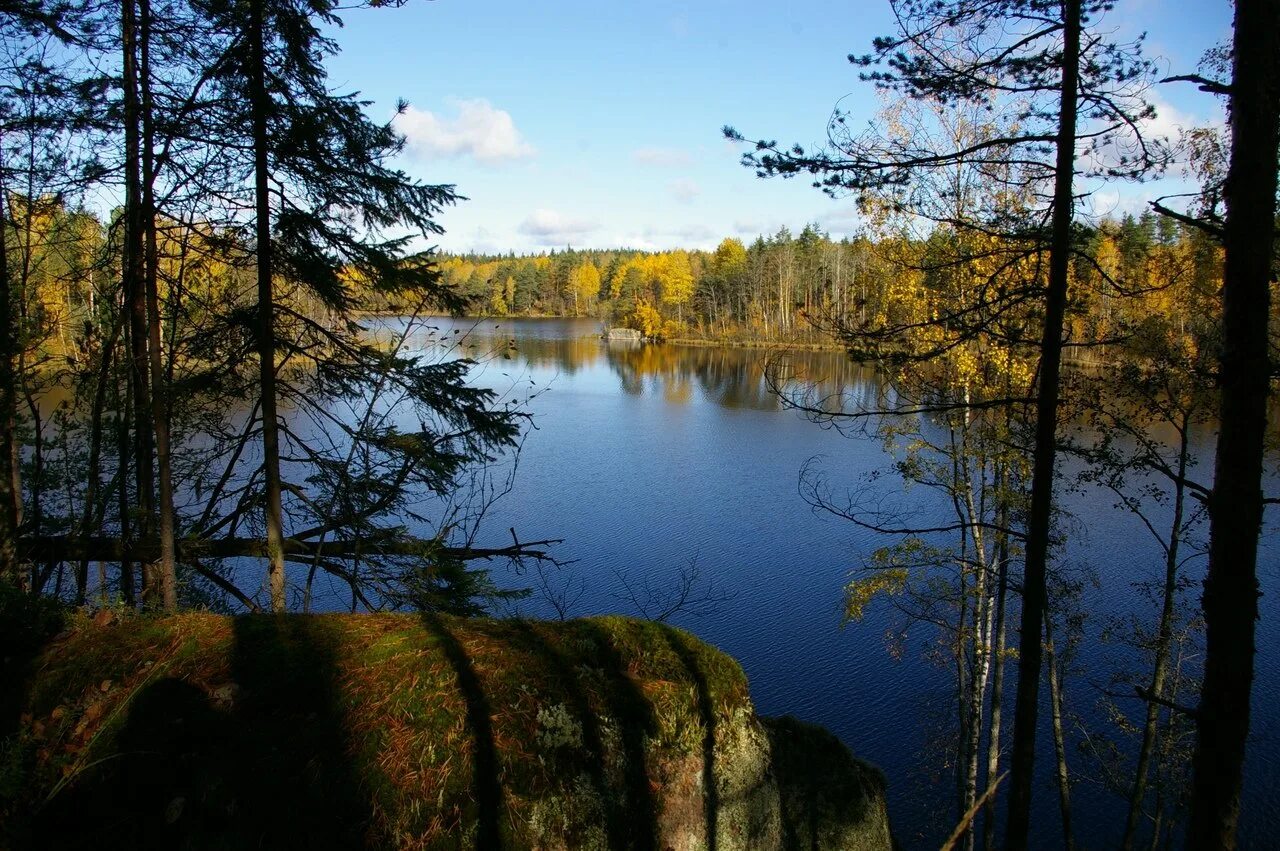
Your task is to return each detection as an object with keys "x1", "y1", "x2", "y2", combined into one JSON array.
[{"x1": 367, "y1": 315, "x2": 1280, "y2": 849}]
